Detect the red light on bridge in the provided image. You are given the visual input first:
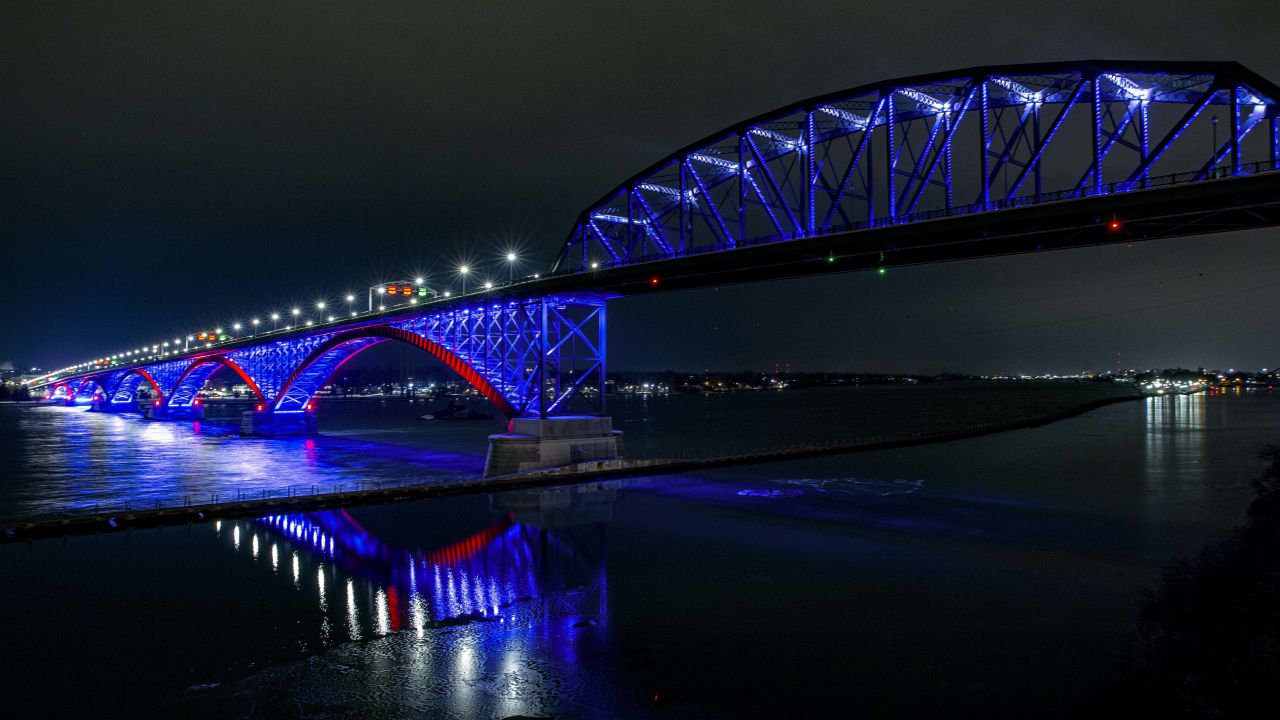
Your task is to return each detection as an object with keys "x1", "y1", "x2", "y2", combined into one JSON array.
[
  {"x1": 387, "y1": 285, "x2": 400, "y2": 295},
  {"x1": 305, "y1": 403, "x2": 313, "y2": 412},
  {"x1": 1107, "y1": 218, "x2": 1122, "y2": 231},
  {"x1": 153, "y1": 400, "x2": 160, "y2": 407},
  {"x1": 256, "y1": 404, "x2": 264, "y2": 412},
  {"x1": 194, "y1": 398, "x2": 201, "y2": 406},
  {"x1": 649, "y1": 275, "x2": 661, "y2": 287}
]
